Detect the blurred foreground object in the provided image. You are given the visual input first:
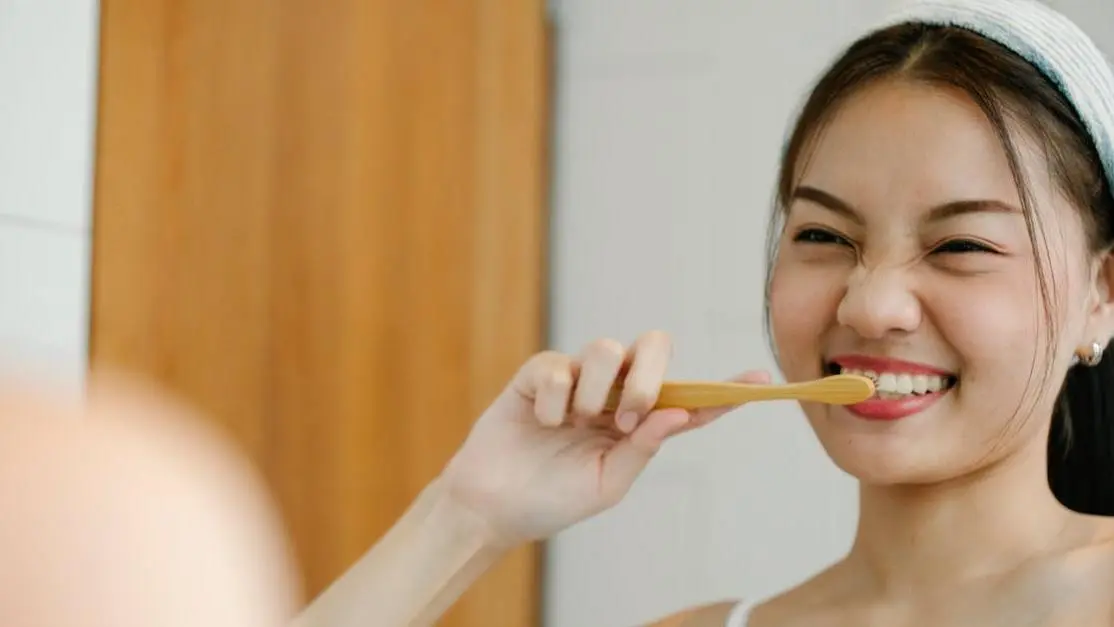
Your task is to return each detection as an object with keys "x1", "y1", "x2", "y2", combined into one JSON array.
[{"x1": 0, "y1": 372, "x2": 302, "y2": 627}]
